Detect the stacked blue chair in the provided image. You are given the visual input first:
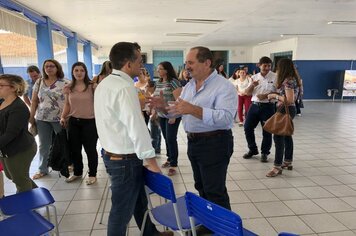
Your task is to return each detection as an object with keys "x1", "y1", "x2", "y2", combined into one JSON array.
[
  {"x1": 278, "y1": 233, "x2": 300, "y2": 236},
  {"x1": 185, "y1": 191, "x2": 258, "y2": 236},
  {"x1": 141, "y1": 168, "x2": 199, "y2": 236},
  {"x1": 0, "y1": 211, "x2": 54, "y2": 236},
  {"x1": 0, "y1": 187, "x2": 59, "y2": 235}
]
